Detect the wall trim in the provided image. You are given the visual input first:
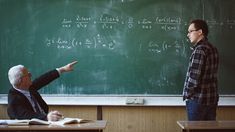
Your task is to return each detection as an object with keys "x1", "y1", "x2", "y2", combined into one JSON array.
[{"x1": 1, "y1": 94, "x2": 235, "y2": 106}]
